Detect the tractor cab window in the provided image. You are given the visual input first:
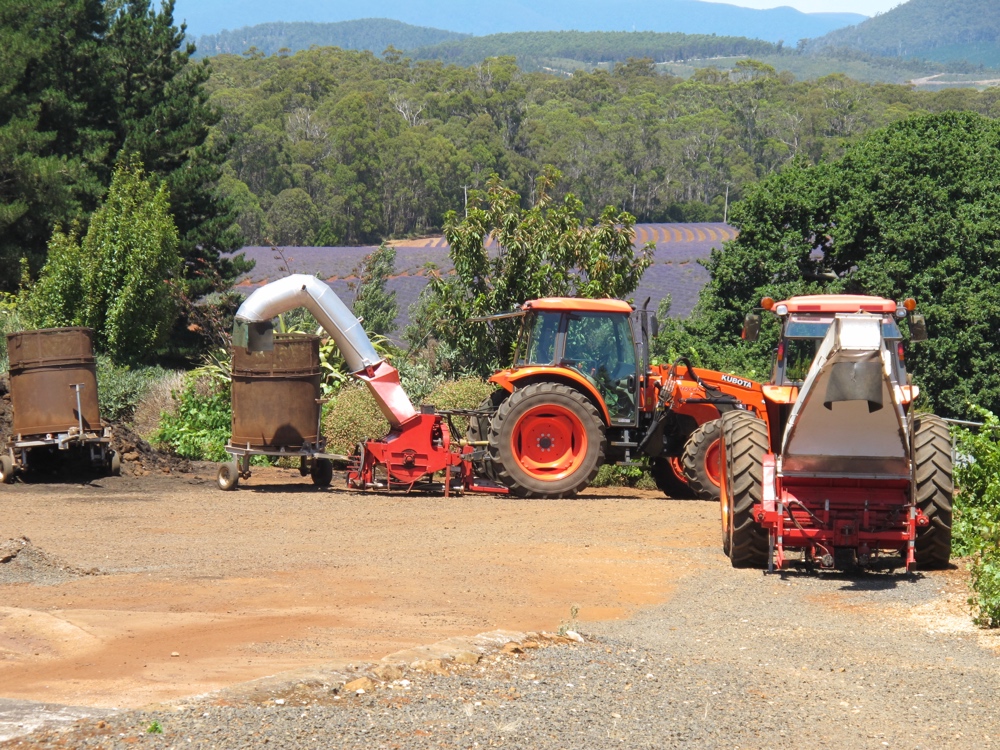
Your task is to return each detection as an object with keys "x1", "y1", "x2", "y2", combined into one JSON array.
[
  {"x1": 522, "y1": 312, "x2": 561, "y2": 365},
  {"x1": 778, "y1": 314, "x2": 907, "y2": 385},
  {"x1": 564, "y1": 312, "x2": 637, "y2": 423}
]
